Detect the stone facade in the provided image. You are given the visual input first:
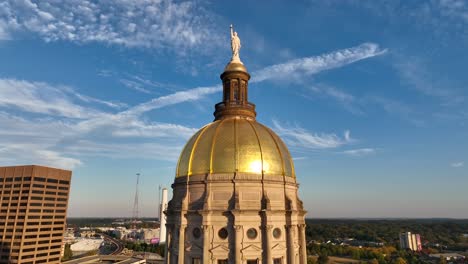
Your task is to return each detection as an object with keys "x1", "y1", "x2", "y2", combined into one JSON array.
[{"x1": 166, "y1": 173, "x2": 306, "y2": 264}]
